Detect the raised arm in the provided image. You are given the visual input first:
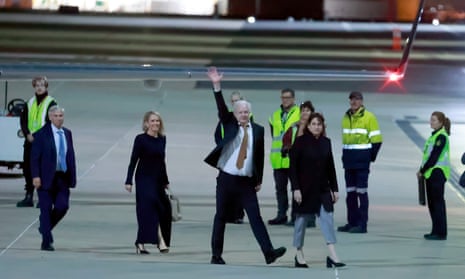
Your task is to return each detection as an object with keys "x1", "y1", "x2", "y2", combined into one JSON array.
[{"x1": 207, "y1": 66, "x2": 229, "y2": 121}]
